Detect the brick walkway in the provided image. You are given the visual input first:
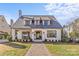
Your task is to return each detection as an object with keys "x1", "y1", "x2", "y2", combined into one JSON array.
[{"x1": 26, "y1": 43, "x2": 51, "y2": 56}]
